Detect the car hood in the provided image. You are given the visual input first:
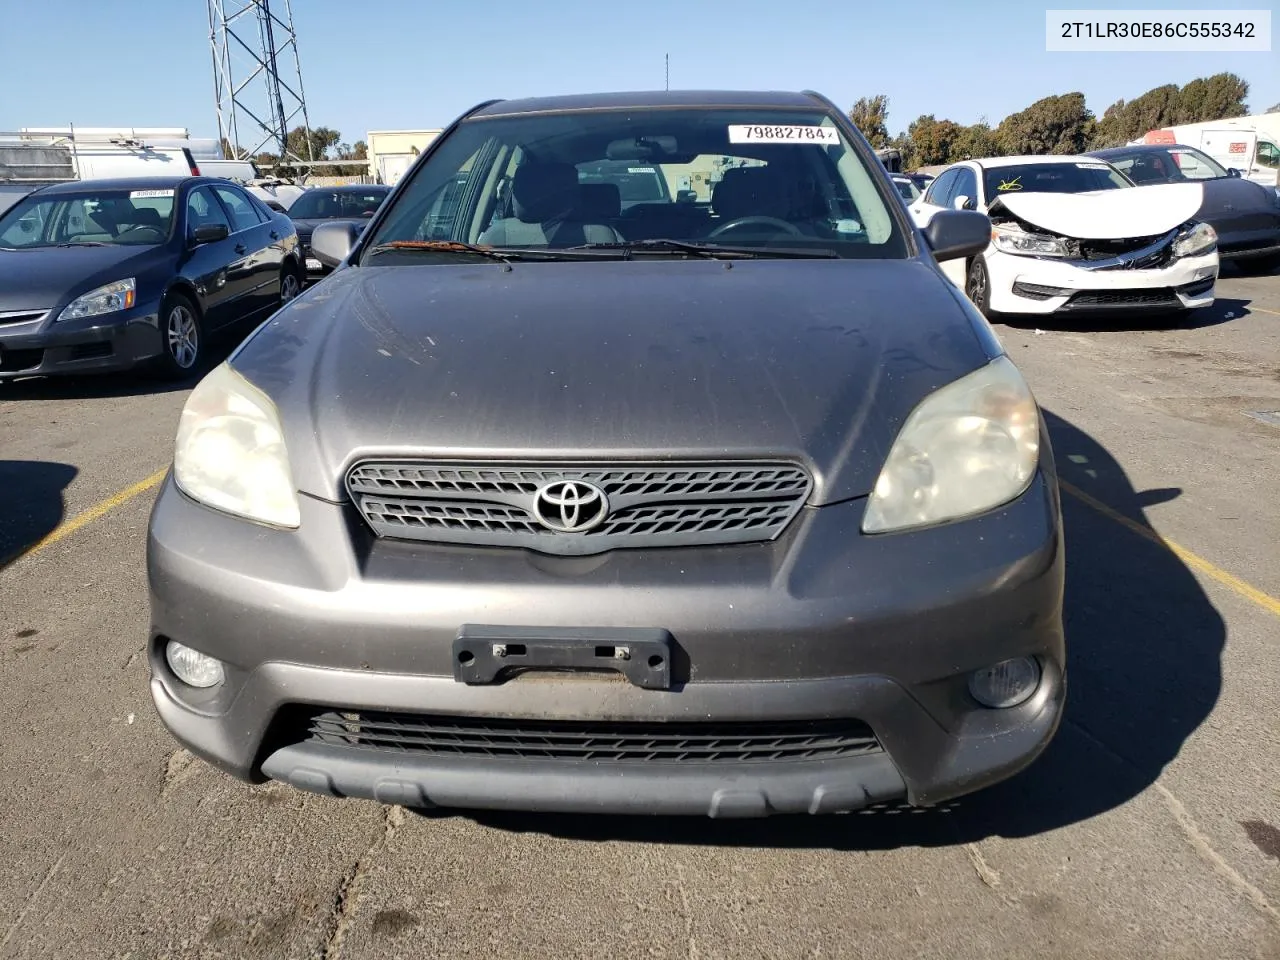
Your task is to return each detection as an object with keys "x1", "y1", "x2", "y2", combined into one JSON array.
[
  {"x1": 0, "y1": 244, "x2": 162, "y2": 311},
  {"x1": 1197, "y1": 176, "x2": 1280, "y2": 220},
  {"x1": 988, "y1": 182, "x2": 1204, "y2": 239},
  {"x1": 232, "y1": 258, "x2": 993, "y2": 505}
]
